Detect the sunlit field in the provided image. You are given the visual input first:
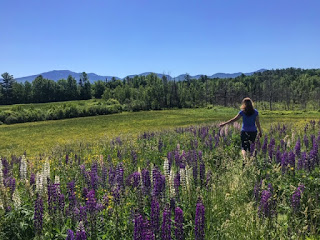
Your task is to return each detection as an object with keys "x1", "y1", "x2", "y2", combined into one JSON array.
[{"x1": 0, "y1": 108, "x2": 320, "y2": 239}]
